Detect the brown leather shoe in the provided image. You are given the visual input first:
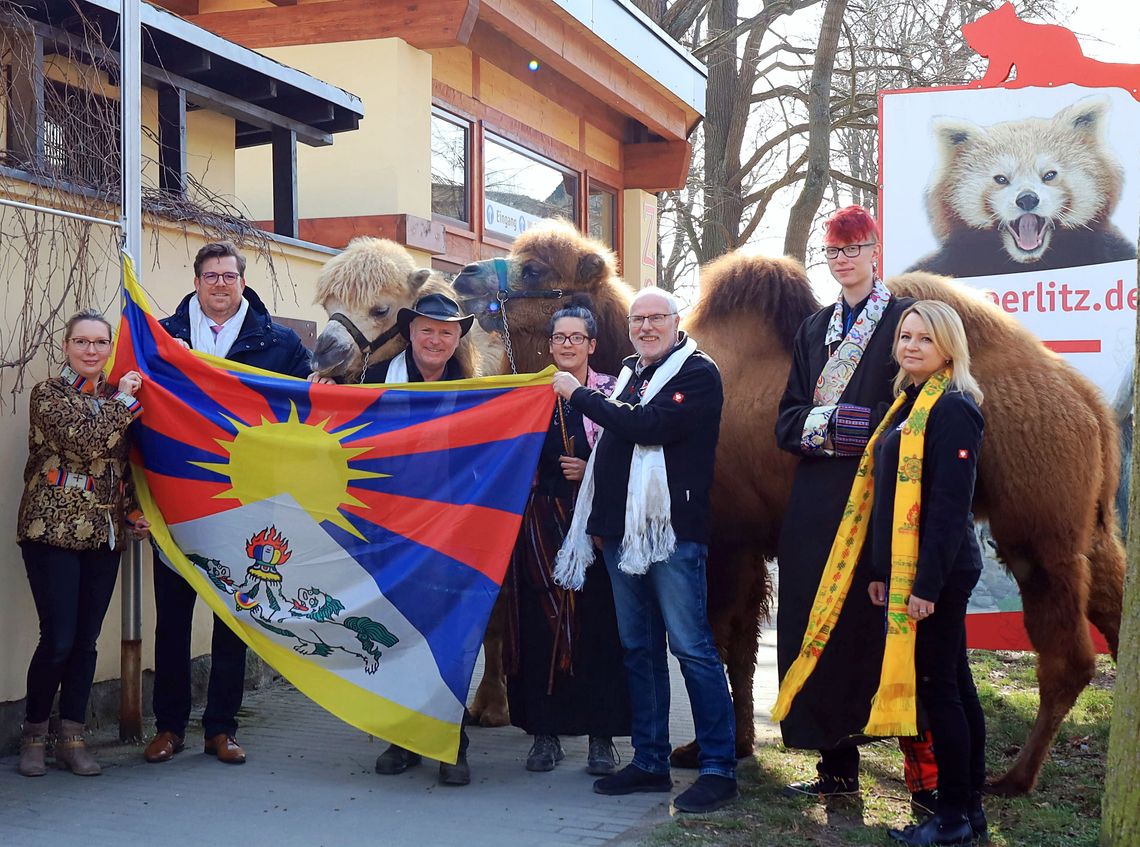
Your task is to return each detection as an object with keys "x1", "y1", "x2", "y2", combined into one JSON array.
[
  {"x1": 144, "y1": 731, "x2": 185, "y2": 763},
  {"x1": 204, "y1": 733, "x2": 246, "y2": 764}
]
